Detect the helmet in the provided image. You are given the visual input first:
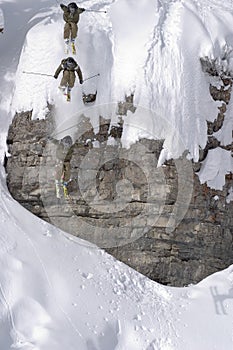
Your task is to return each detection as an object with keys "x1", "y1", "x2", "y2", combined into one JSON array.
[
  {"x1": 68, "y1": 2, "x2": 77, "y2": 11},
  {"x1": 65, "y1": 57, "x2": 76, "y2": 69},
  {"x1": 67, "y1": 57, "x2": 75, "y2": 63}
]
